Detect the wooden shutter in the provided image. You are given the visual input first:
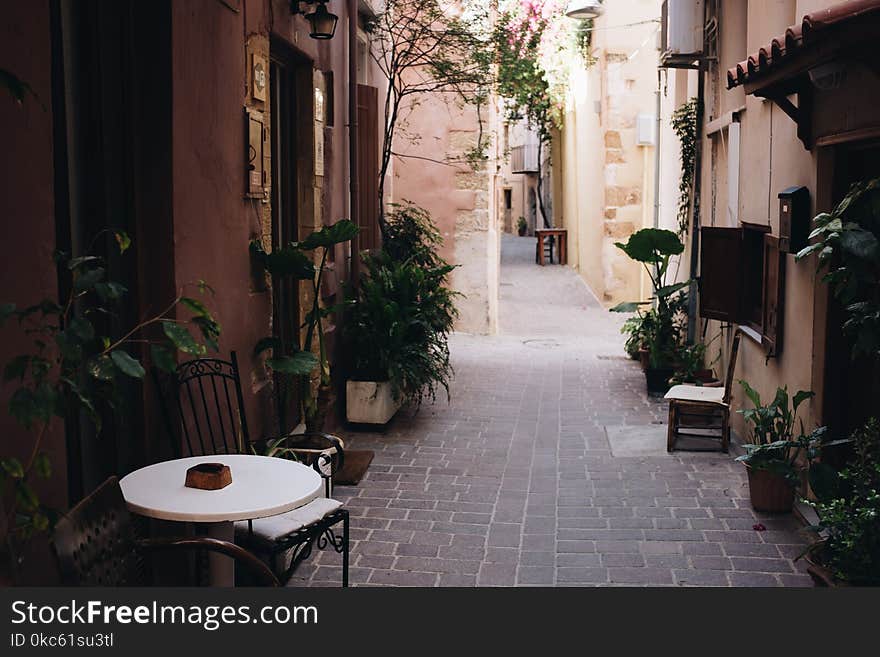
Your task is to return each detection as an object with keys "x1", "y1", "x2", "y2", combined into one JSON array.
[
  {"x1": 357, "y1": 84, "x2": 380, "y2": 252},
  {"x1": 699, "y1": 226, "x2": 742, "y2": 322},
  {"x1": 761, "y1": 234, "x2": 786, "y2": 354}
]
